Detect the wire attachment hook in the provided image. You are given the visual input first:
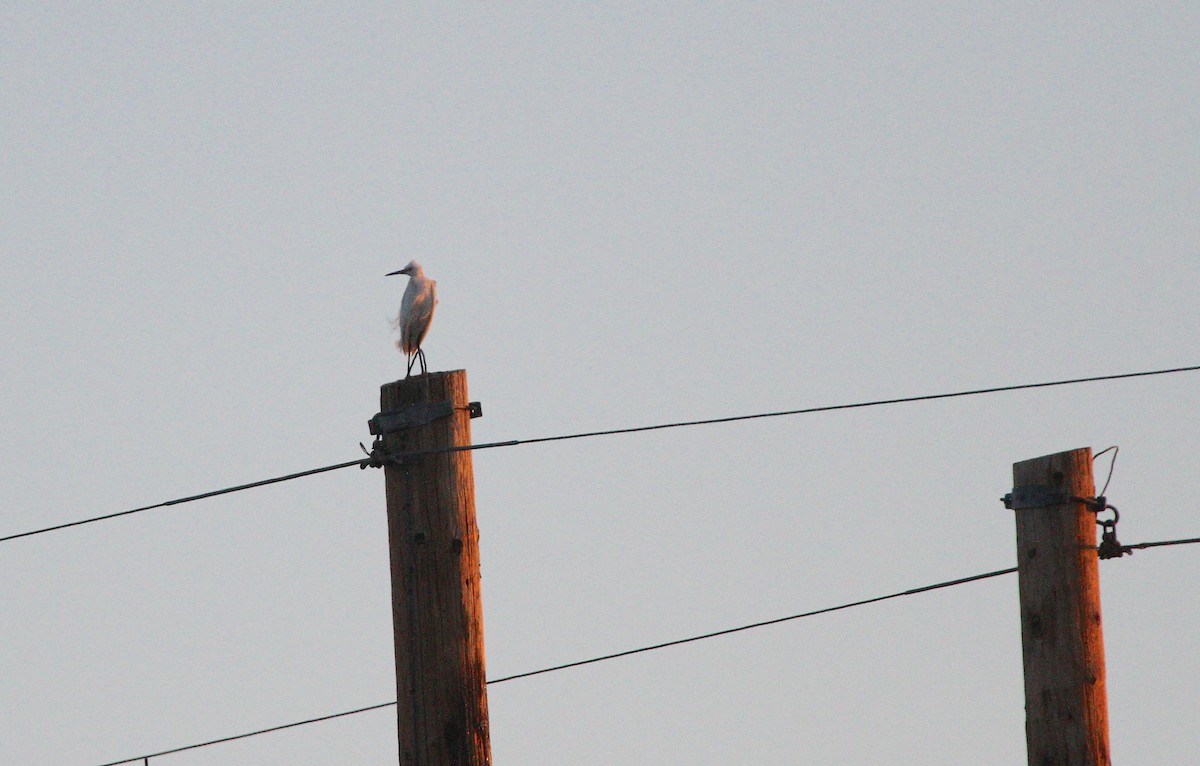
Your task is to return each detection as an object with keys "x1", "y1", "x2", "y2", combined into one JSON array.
[
  {"x1": 359, "y1": 436, "x2": 401, "y2": 469},
  {"x1": 1093, "y1": 502, "x2": 1130, "y2": 559}
]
